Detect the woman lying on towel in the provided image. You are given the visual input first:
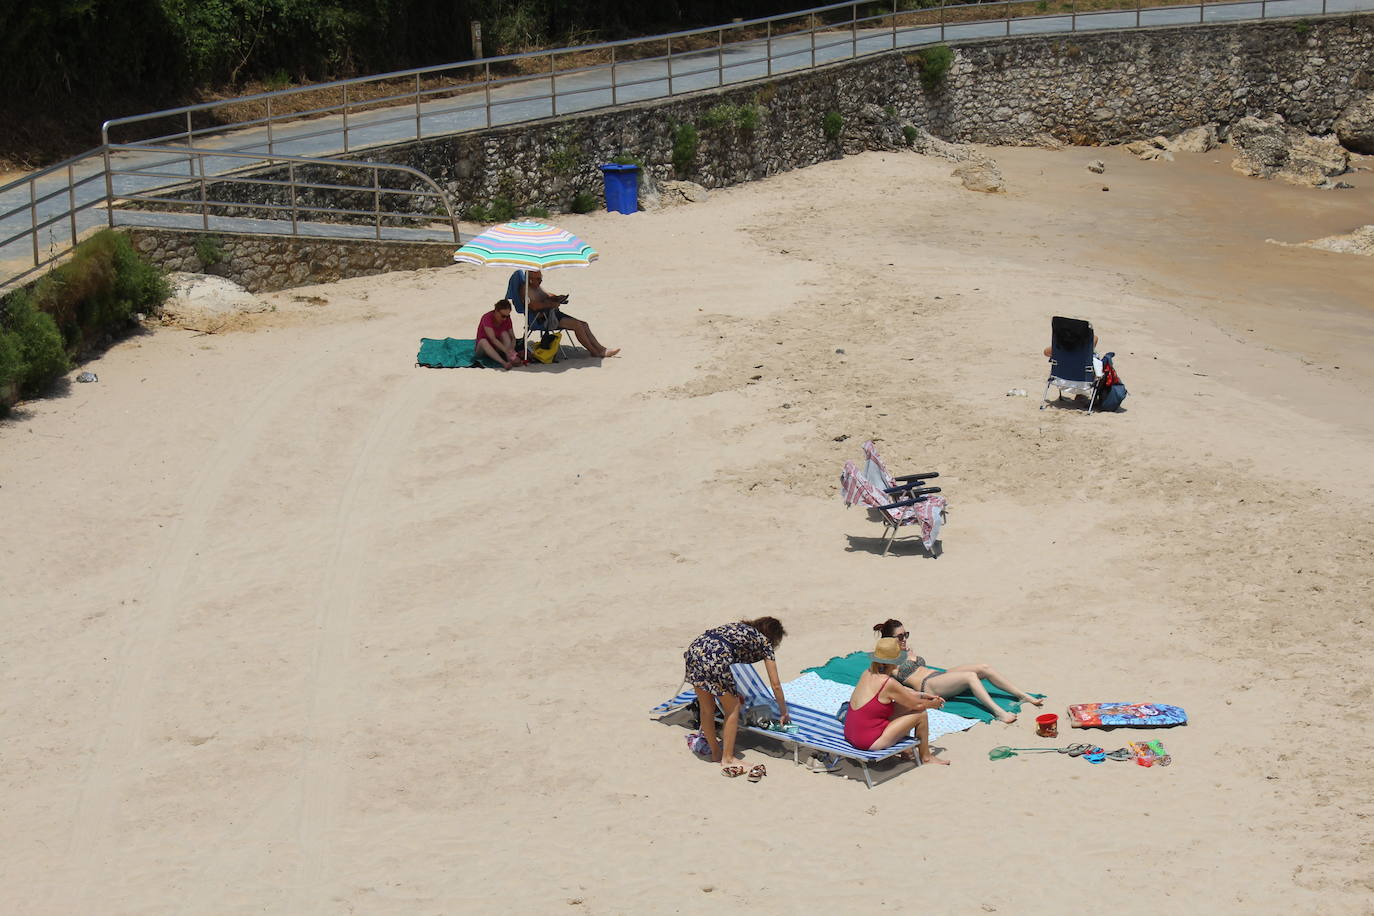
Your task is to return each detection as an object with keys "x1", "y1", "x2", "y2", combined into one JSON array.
[
  {"x1": 684, "y1": 617, "x2": 790, "y2": 779},
  {"x1": 845, "y1": 638, "x2": 949, "y2": 765},
  {"x1": 874, "y1": 618, "x2": 1043, "y2": 724}
]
